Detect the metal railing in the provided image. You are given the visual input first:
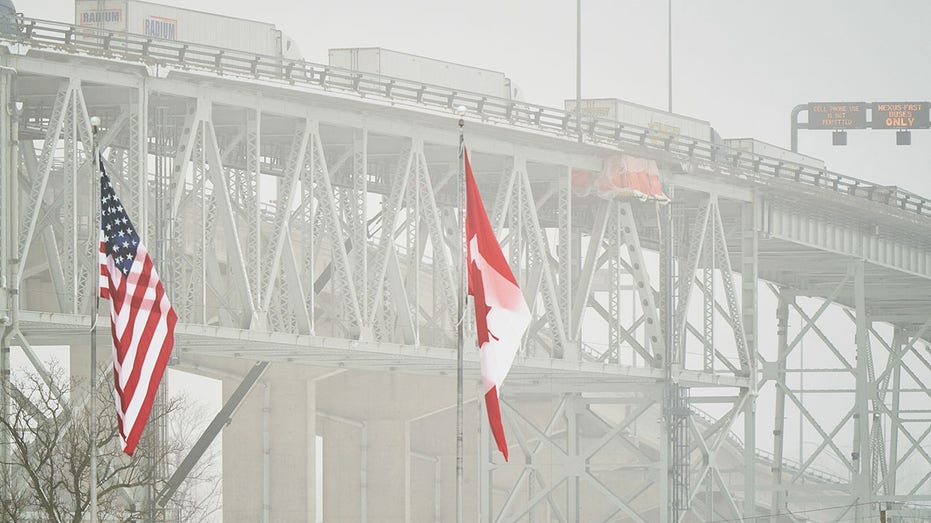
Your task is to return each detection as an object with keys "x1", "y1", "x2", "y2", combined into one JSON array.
[{"x1": 6, "y1": 17, "x2": 931, "y2": 222}]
